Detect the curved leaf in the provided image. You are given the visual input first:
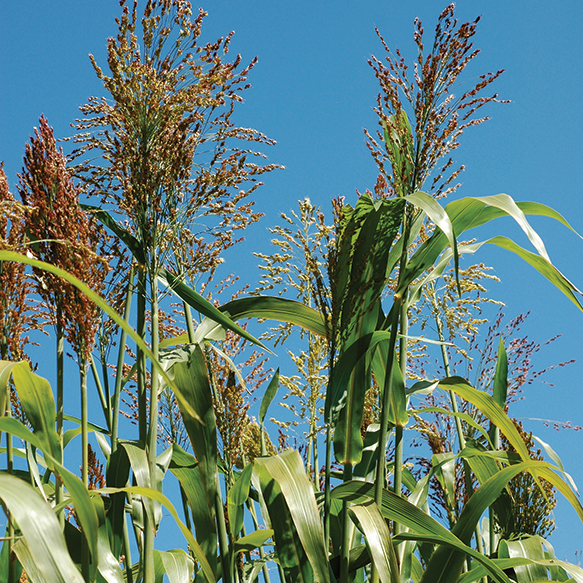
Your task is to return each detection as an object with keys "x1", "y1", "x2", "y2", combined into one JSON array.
[
  {"x1": 256, "y1": 450, "x2": 330, "y2": 583},
  {"x1": 406, "y1": 191, "x2": 459, "y2": 291},
  {"x1": 0, "y1": 250, "x2": 201, "y2": 423},
  {"x1": 99, "y1": 485, "x2": 215, "y2": 583},
  {"x1": 220, "y1": 295, "x2": 327, "y2": 338},
  {"x1": 0, "y1": 473, "x2": 83, "y2": 582},
  {"x1": 160, "y1": 269, "x2": 267, "y2": 350},
  {"x1": 348, "y1": 501, "x2": 400, "y2": 583}
]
